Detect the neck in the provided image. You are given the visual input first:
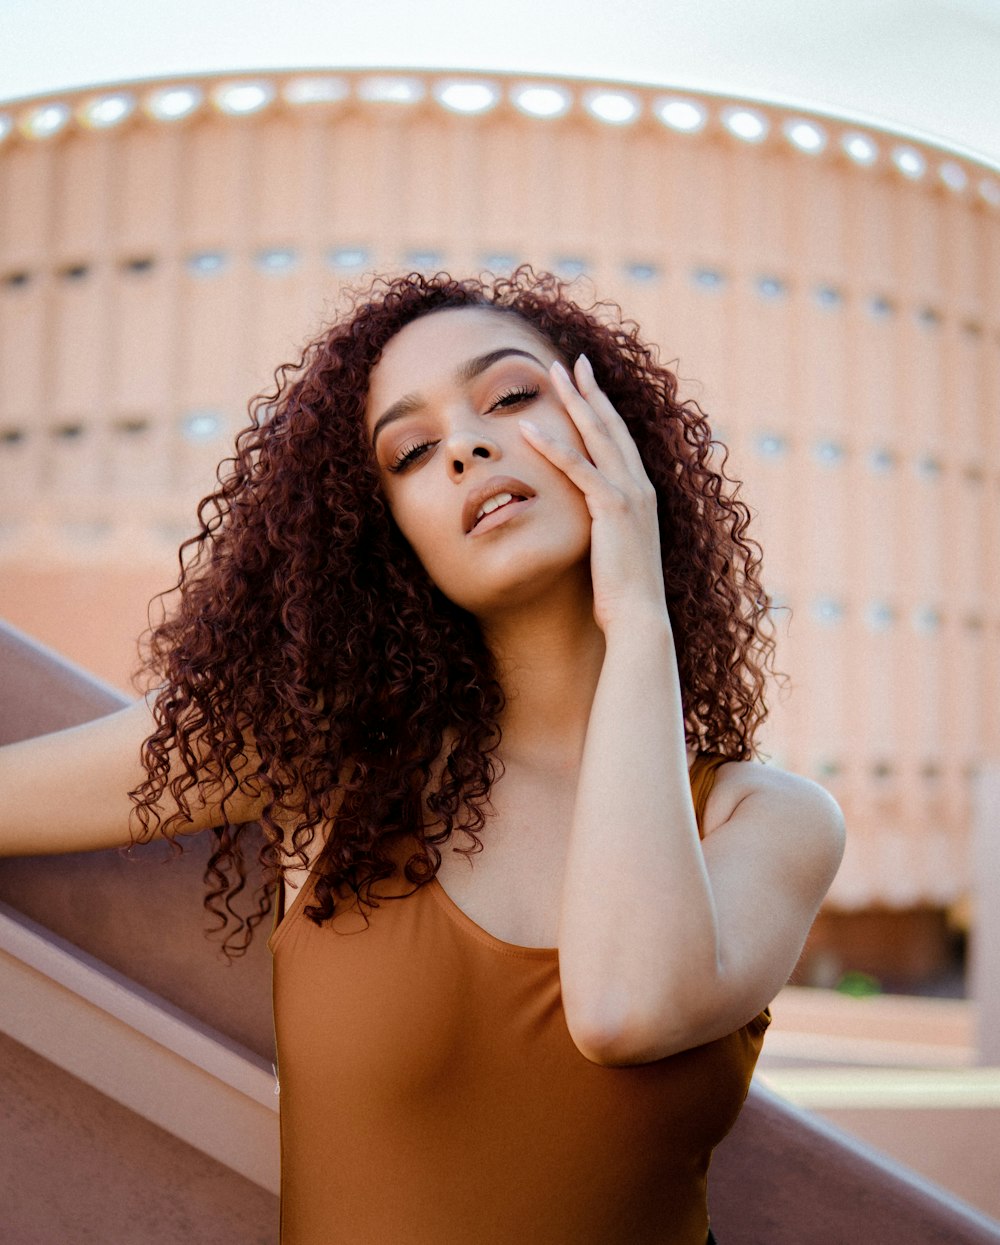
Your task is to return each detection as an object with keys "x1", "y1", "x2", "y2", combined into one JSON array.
[{"x1": 480, "y1": 568, "x2": 606, "y2": 770}]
